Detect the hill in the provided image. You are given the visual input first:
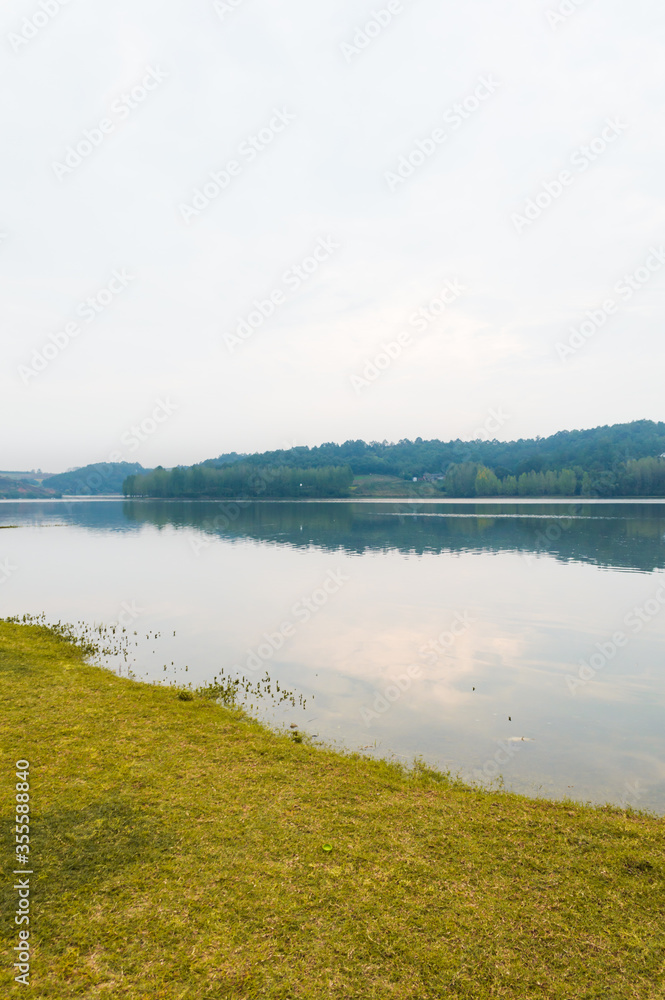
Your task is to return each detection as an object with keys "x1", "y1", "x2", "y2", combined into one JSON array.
[
  {"x1": 124, "y1": 419, "x2": 663, "y2": 499},
  {"x1": 202, "y1": 420, "x2": 665, "y2": 480},
  {"x1": 0, "y1": 476, "x2": 60, "y2": 500},
  {"x1": 124, "y1": 421, "x2": 665, "y2": 500},
  {"x1": 46, "y1": 462, "x2": 149, "y2": 496}
]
